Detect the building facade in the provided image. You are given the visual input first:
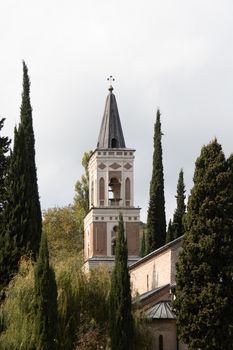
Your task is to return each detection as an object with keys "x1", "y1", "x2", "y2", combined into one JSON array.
[
  {"x1": 129, "y1": 237, "x2": 188, "y2": 350},
  {"x1": 84, "y1": 84, "x2": 140, "y2": 270},
  {"x1": 130, "y1": 236, "x2": 183, "y2": 295}
]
